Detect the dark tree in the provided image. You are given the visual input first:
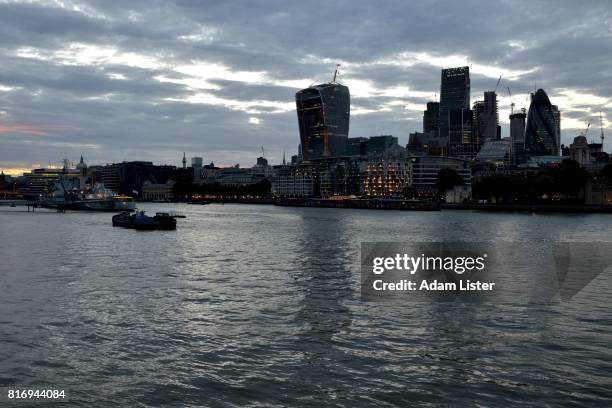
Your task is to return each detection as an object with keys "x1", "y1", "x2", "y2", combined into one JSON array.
[
  {"x1": 556, "y1": 159, "x2": 589, "y2": 197},
  {"x1": 600, "y1": 163, "x2": 612, "y2": 183},
  {"x1": 436, "y1": 167, "x2": 463, "y2": 195}
]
